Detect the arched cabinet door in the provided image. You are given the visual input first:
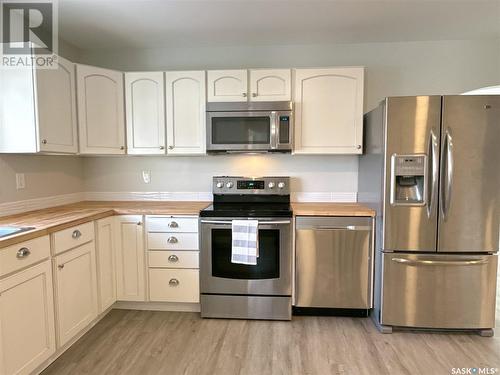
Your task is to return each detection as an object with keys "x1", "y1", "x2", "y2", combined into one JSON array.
[
  {"x1": 76, "y1": 64, "x2": 125, "y2": 154},
  {"x1": 249, "y1": 69, "x2": 291, "y2": 101},
  {"x1": 165, "y1": 71, "x2": 206, "y2": 155},
  {"x1": 207, "y1": 70, "x2": 248, "y2": 102},
  {"x1": 37, "y1": 56, "x2": 78, "y2": 153},
  {"x1": 293, "y1": 67, "x2": 364, "y2": 154},
  {"x1": 125, "y1": 72, "x2": 166, "y2": 154}
]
